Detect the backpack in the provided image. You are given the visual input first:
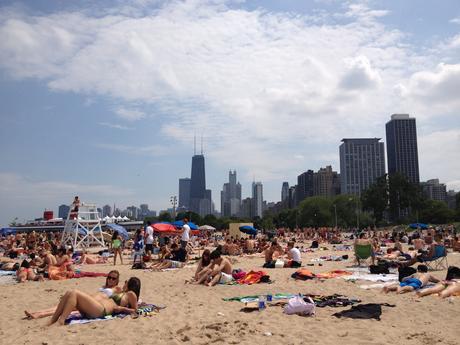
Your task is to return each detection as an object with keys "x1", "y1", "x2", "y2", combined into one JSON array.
[{"x1": 369, "y1": 262, "x2": 390, "y2": 274}]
